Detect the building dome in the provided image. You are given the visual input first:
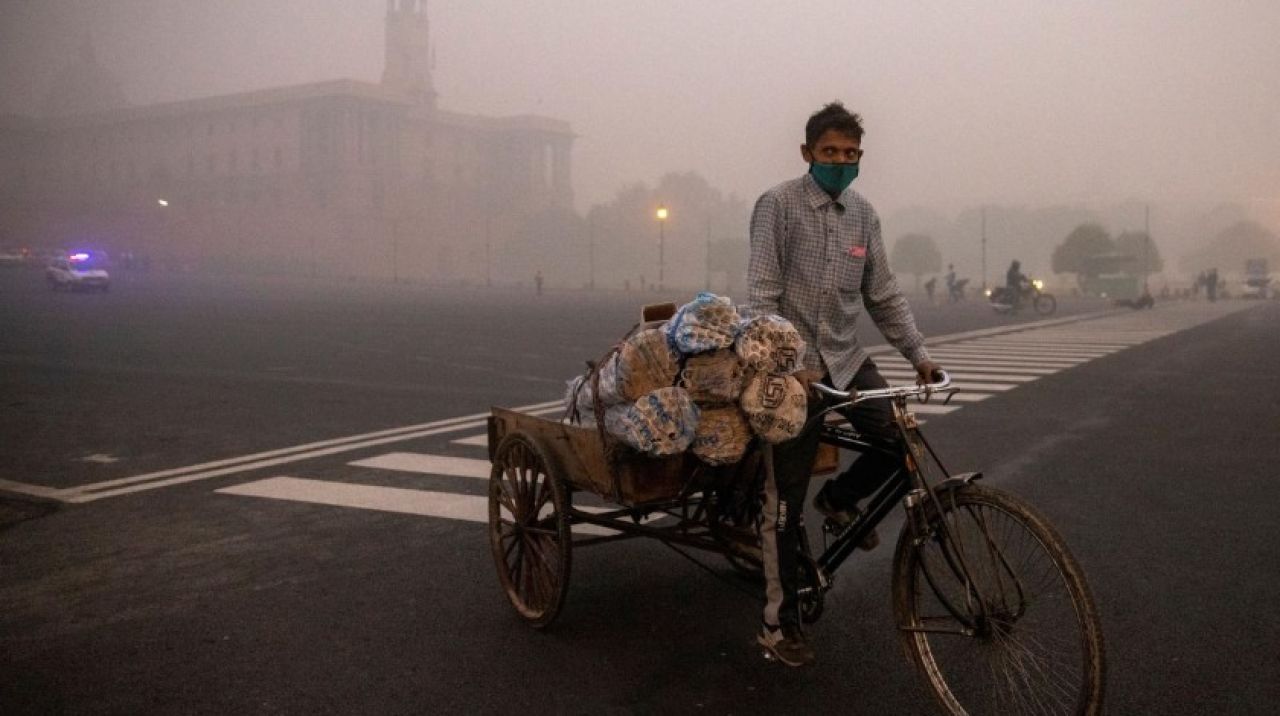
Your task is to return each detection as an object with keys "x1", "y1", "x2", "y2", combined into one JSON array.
[{"x1": 43, "y1": 37, "x2": 128, "y2": 117}]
